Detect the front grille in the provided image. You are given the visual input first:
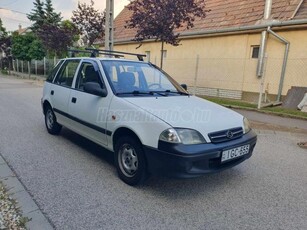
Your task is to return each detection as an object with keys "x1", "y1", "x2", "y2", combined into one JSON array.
[{"x1": 208, "y1": 127, "x2": 243, "y2": 143}]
